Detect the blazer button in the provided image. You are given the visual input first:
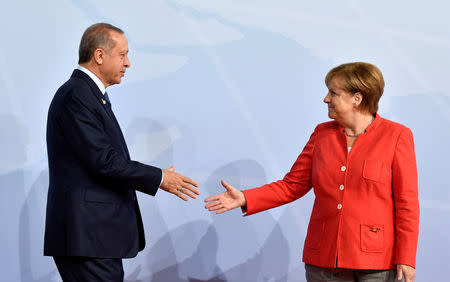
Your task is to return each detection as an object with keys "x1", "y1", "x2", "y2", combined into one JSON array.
[
  {"x1": 337, "y1": 203, "x2": 342, "y2": 210},
  {"x1": 341, "y1": 166, "x2": 346, "y2": 172}
]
